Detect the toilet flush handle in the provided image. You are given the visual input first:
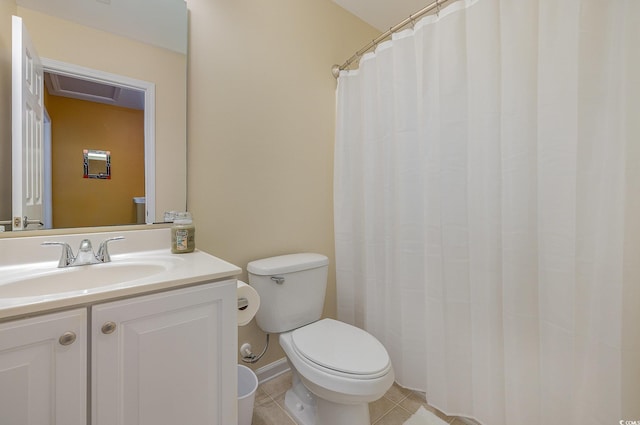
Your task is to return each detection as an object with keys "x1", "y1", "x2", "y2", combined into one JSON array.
[{"x1": 271, "y1": 276, "x2": 285, "y2": 285}]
